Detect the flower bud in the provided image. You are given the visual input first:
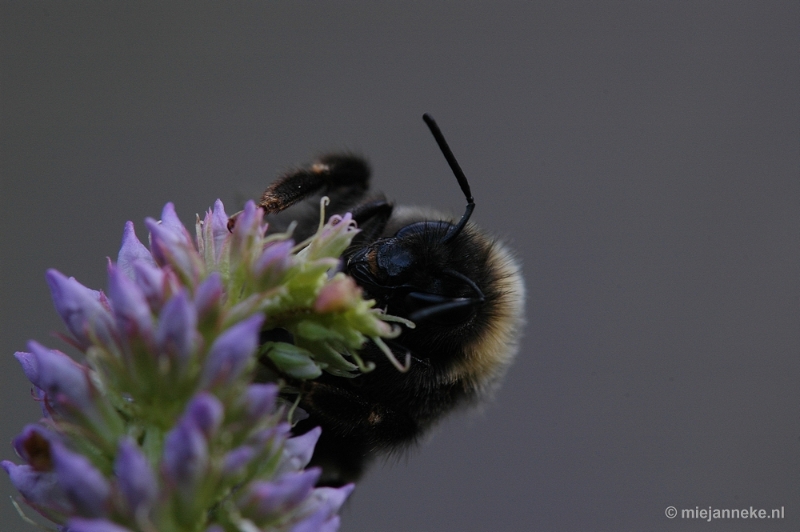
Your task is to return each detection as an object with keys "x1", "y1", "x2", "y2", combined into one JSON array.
[
  {"x1": 185, "y1": 392, "x2": 224, "y2": 439},
  {"x1": 51, "y1": 442, "x2": 110, "y2": 518},
  {"x1": 254, "y1": 239, "x2": 294, "y2": 286},
  {"x1": 46, "y1": 270, "x2": 116, "y2": 350},
  {"x1": 16, "y1": 342, "x2": 96, "y2": 417},
  {"x1": 65, "y1": 518, "x2": 134, "y2": 532},
  {"x1": 313, "y1": 274, "x2": 362, "y2": 313},
  {"x1": 239, "y1": 469, "x2": 321, "y2": 521},
  {"x1": 114, "y1": 438, "x2": 157, "y2": 516},
  {"x1": 108, "y1": 265, "x2": 153, "y2": 342},
  {"x1": 200, "y1": 313, "x2": 264, "y2": 388},
  {"x1": 194, "y1": 272, "x2": 224, "y2": 322},
  {"x1": 12, "y1": 425, "x2": 57, "y2": 471},
  {"x1": 116, "y1": 221, "x2": 156, "y2": 279},
  {"x1": 277, "y1": 427, "x2": 321, "y2": 475},
  {"x1": 243, "y1": 383, "x2": 279, "y2": 421},
  {"x1": 2, "y1": 461, "x2": 73, "y2": 519},
  {"x1": 161, "y1": 412, "x2": 208, "y2": 494},
  {"x1": 156, "y1": 289, "x2": 197, "y2": 365}
]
